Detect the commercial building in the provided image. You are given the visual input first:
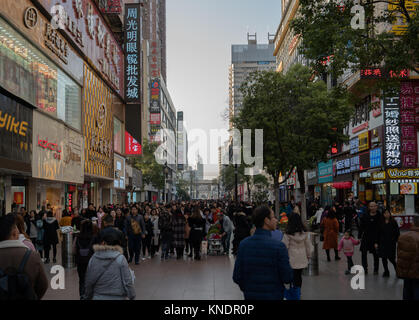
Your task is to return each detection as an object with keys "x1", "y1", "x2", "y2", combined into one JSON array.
[{"x1": 177, "y1": 111, "x2": 188, "y2": 171}]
